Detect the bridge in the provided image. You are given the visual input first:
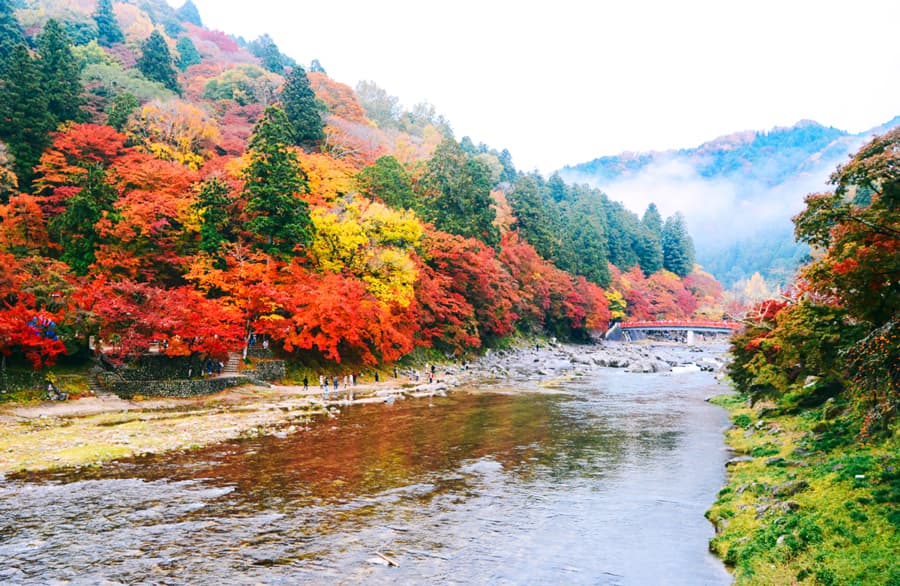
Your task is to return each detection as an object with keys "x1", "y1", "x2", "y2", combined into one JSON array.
[{"x1": 605, "y1": 320, "x2": 742, "y2": 343}]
